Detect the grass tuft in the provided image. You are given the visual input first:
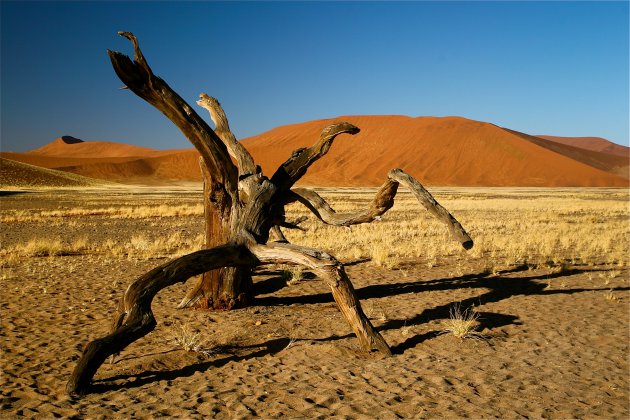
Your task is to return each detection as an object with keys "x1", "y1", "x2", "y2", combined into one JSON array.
[
  {"x1": 282, "y1": 265, "x2": 304, "y2": 285},
  {"x1": 443, "y1": 303, "x2": 484, "y2": 339},
  {"x1": 172, "y1": 323, "x2": 202, "y2": 352}
]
